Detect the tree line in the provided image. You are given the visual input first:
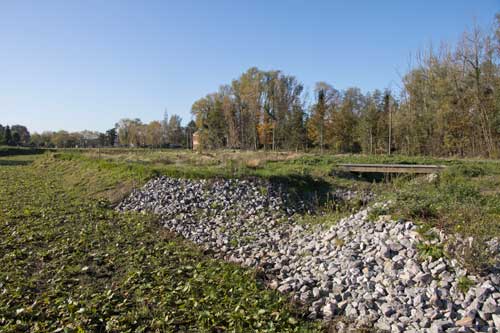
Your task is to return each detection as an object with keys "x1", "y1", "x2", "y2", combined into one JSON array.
[
  {"x1": 191, "y1": 15, "x2": 500, "y2": 157},
  {"x1": 114, "y1": 113, "x2": 196, "y2": 148},
  {"x1": 0, "y1": 125, "x2": 30, "y2": 146},
  {"x1": 5, "y1": 15, "x2": 499, "y2": 156},
  {"x1": 2, "y1": 112, "x2": 196, "y2": 149},
  {"x1": 0, "y1": 125, "x2": 118, "y2": 148}
]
